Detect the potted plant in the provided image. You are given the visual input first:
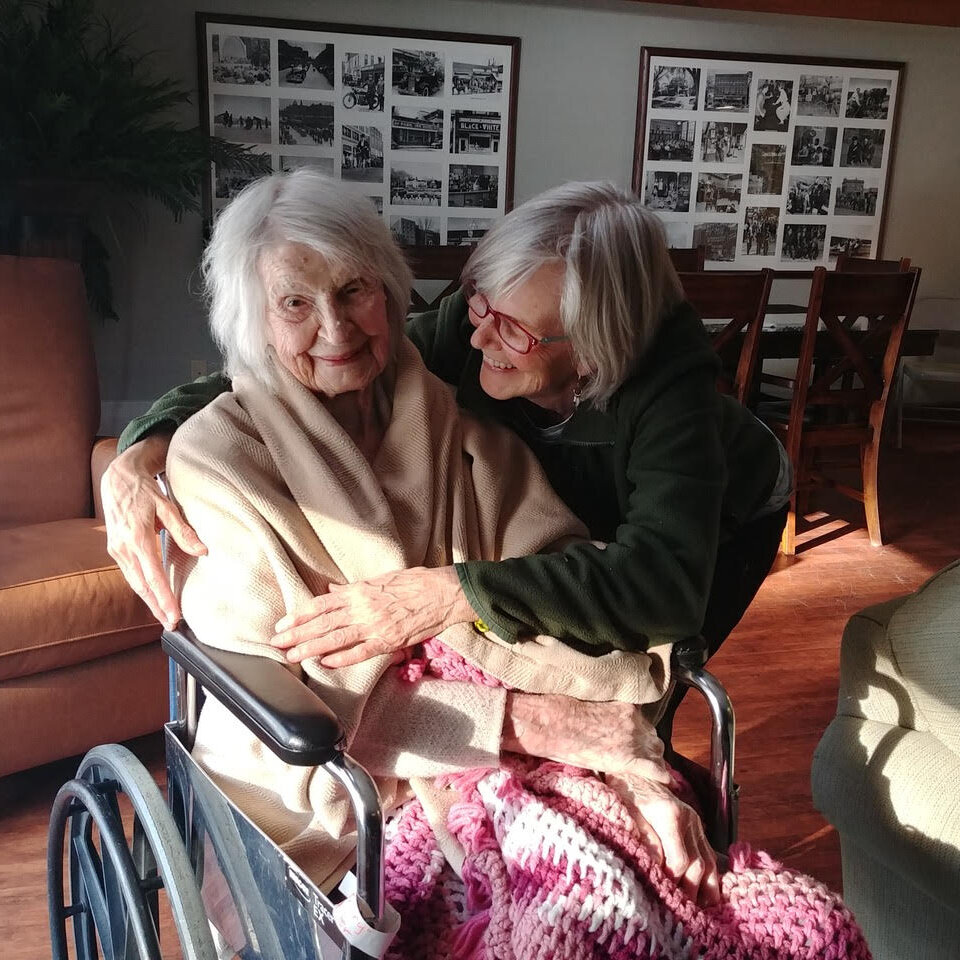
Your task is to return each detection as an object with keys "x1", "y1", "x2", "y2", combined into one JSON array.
[{"x1": 0, "y1": 0, "x2": 268, "y2": 317}]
